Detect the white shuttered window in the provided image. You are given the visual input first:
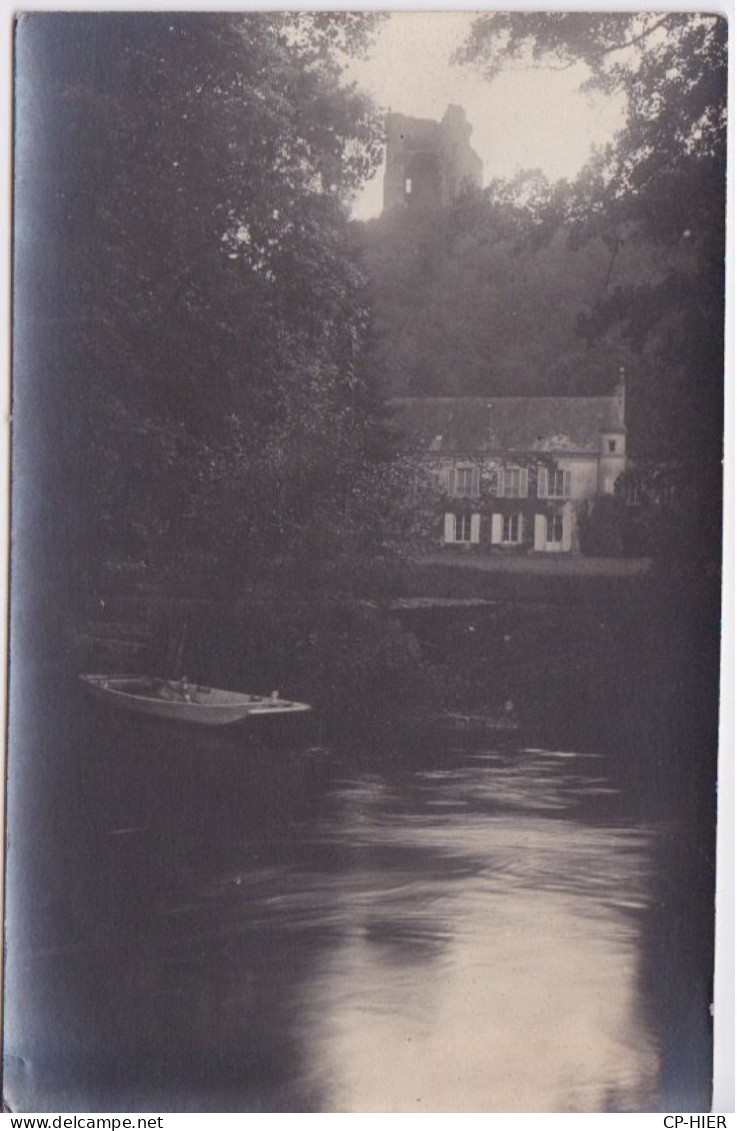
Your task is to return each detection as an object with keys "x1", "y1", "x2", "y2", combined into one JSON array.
[
  {"x1": 503, "y1": 514, "x2": 523, "y2": 543},
  {"x1": 501, "y1": 467, "x2": 528, "y2": 498},
  {"x1": 454, "y1": 466, "x2": 480, "y2": 498},
  {"x1": 538, "y1": 466, "x2": 571, "y2": 498},
  {"x1": 547, "y1": 514, "x2": 564, "y2": 543},
  {"x1": 446, "y1": 514, "x2": 480, "y2": 544}
]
